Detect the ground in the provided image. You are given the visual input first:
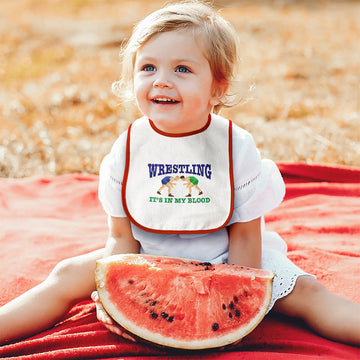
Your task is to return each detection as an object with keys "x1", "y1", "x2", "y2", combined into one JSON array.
[{"x1": 1, "y1": 0, "x2": 359, "y2": 178}]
